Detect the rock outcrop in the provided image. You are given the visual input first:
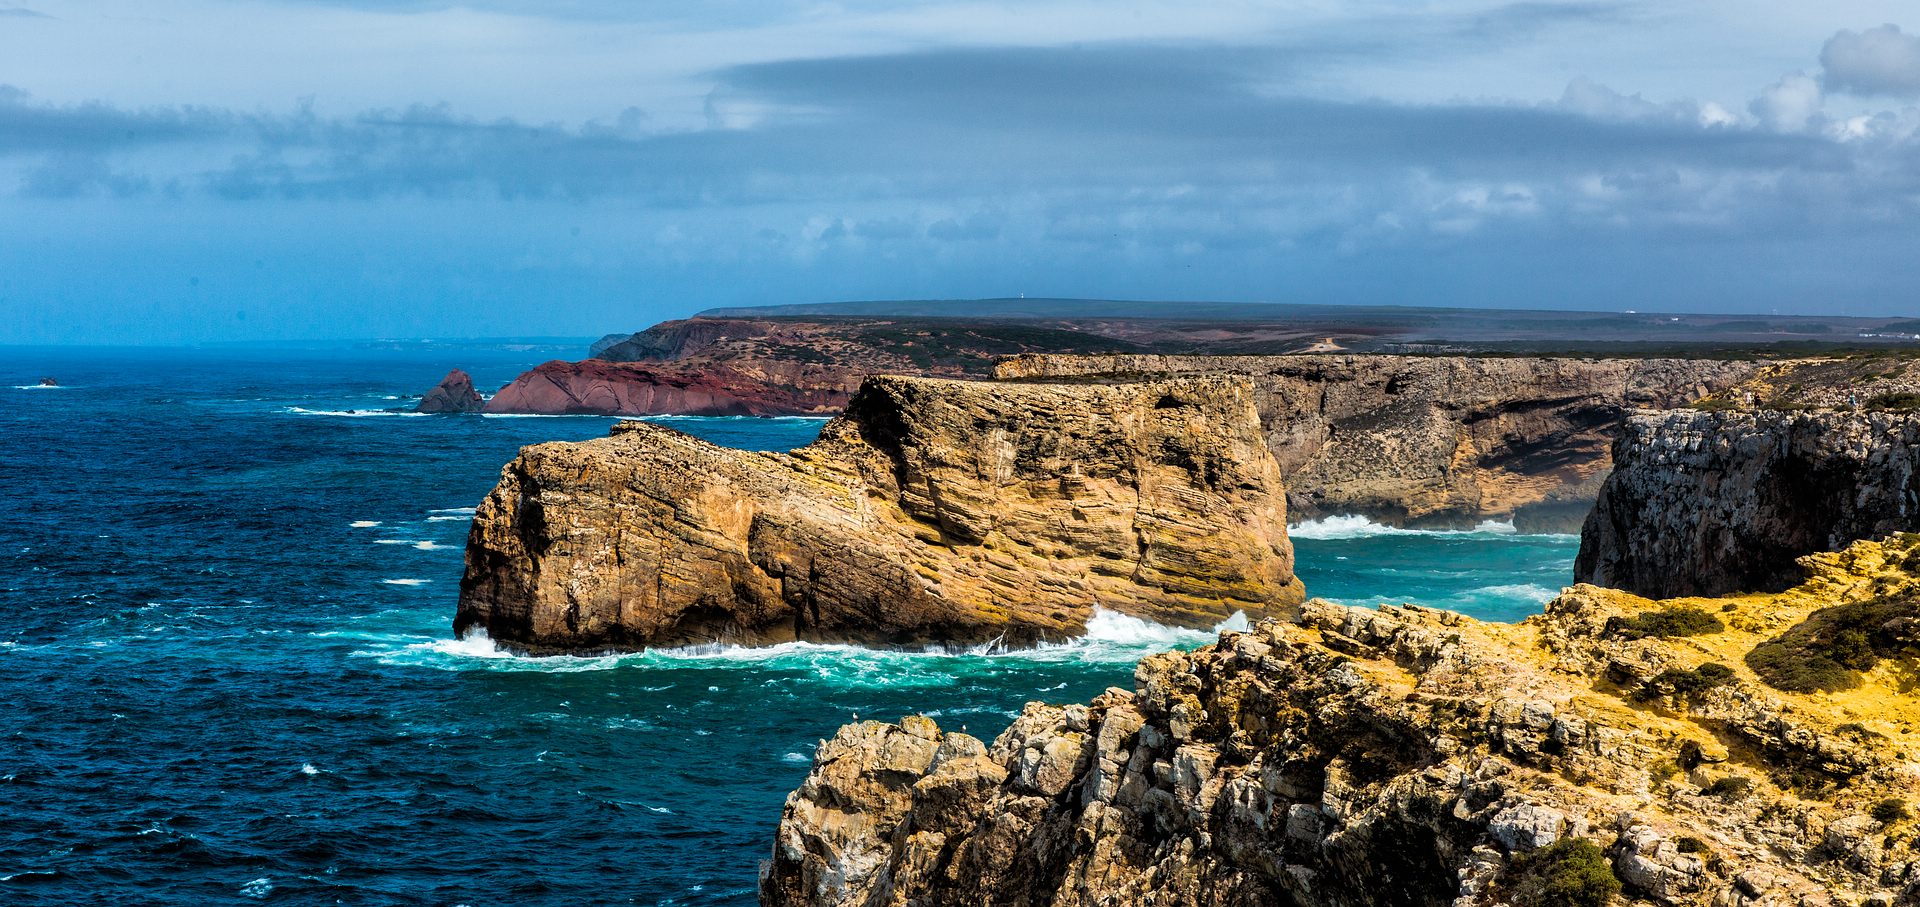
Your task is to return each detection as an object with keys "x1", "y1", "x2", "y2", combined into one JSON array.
[
  {"x1": 1576, "y1": 409, "x2": 1920, "y2": 598},
  {"x1": 767, "y1": 535, "x2": 1920, "y2": 907},
  {"x1": 456, "y1": 375, "x2": 1303, "y2": 652},
  {"x1": 483, "y1": 359, "x2": 850, "y2": 416},
  {"x1": 415, "y1": 368, "x2": 486, "y2": 413},
  {"x1": 997, "y1": 354, "x2": 1760, "y2": 530},
  {"x1": 482, "y1": 317, "x2": 1145, "y2": 417}
]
